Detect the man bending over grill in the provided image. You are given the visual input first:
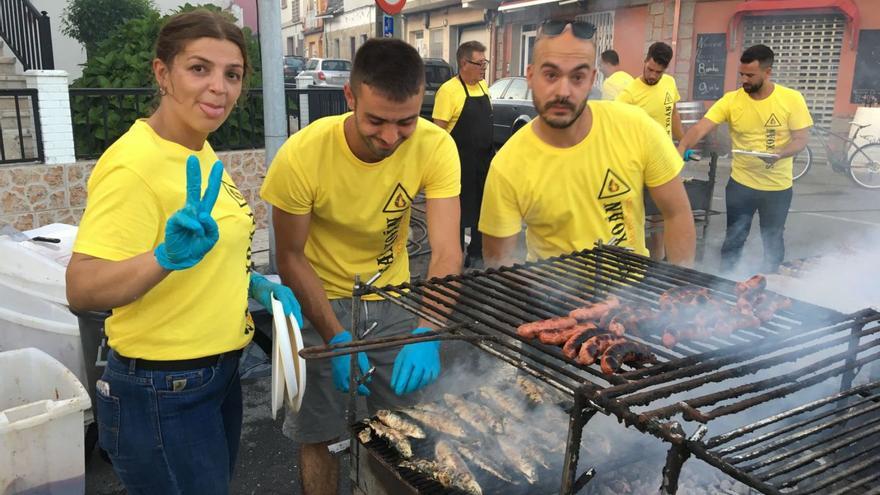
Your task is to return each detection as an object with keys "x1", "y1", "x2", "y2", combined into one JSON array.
[
  {"x1": 480, "y1": 20, "x2": 695, "y2": 269},
  {"x1": 260, "y1": 39, "x2": 462, "y2": 495}
]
